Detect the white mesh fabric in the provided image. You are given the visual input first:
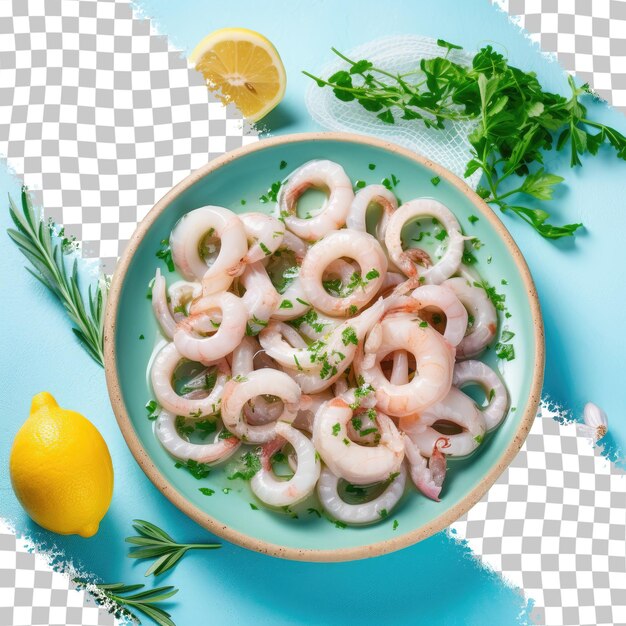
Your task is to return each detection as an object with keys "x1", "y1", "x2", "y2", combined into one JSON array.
[{"x1": 305, "y1": 35, "x2": 482, "y2": 189}]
